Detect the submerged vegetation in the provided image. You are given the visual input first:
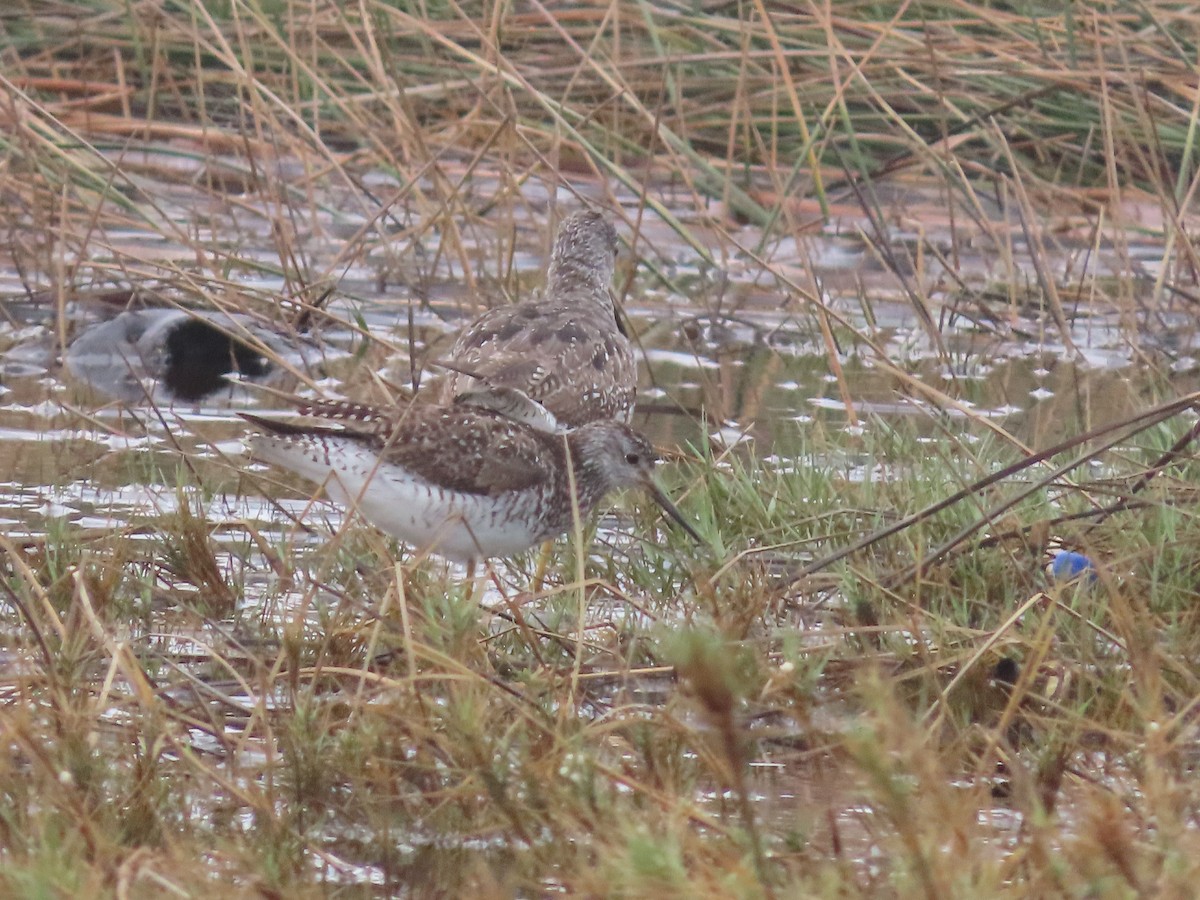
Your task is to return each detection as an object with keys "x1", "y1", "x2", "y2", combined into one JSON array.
[{"x1": 1, "y1": 0, "x2": 1200, "y2": 896}]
